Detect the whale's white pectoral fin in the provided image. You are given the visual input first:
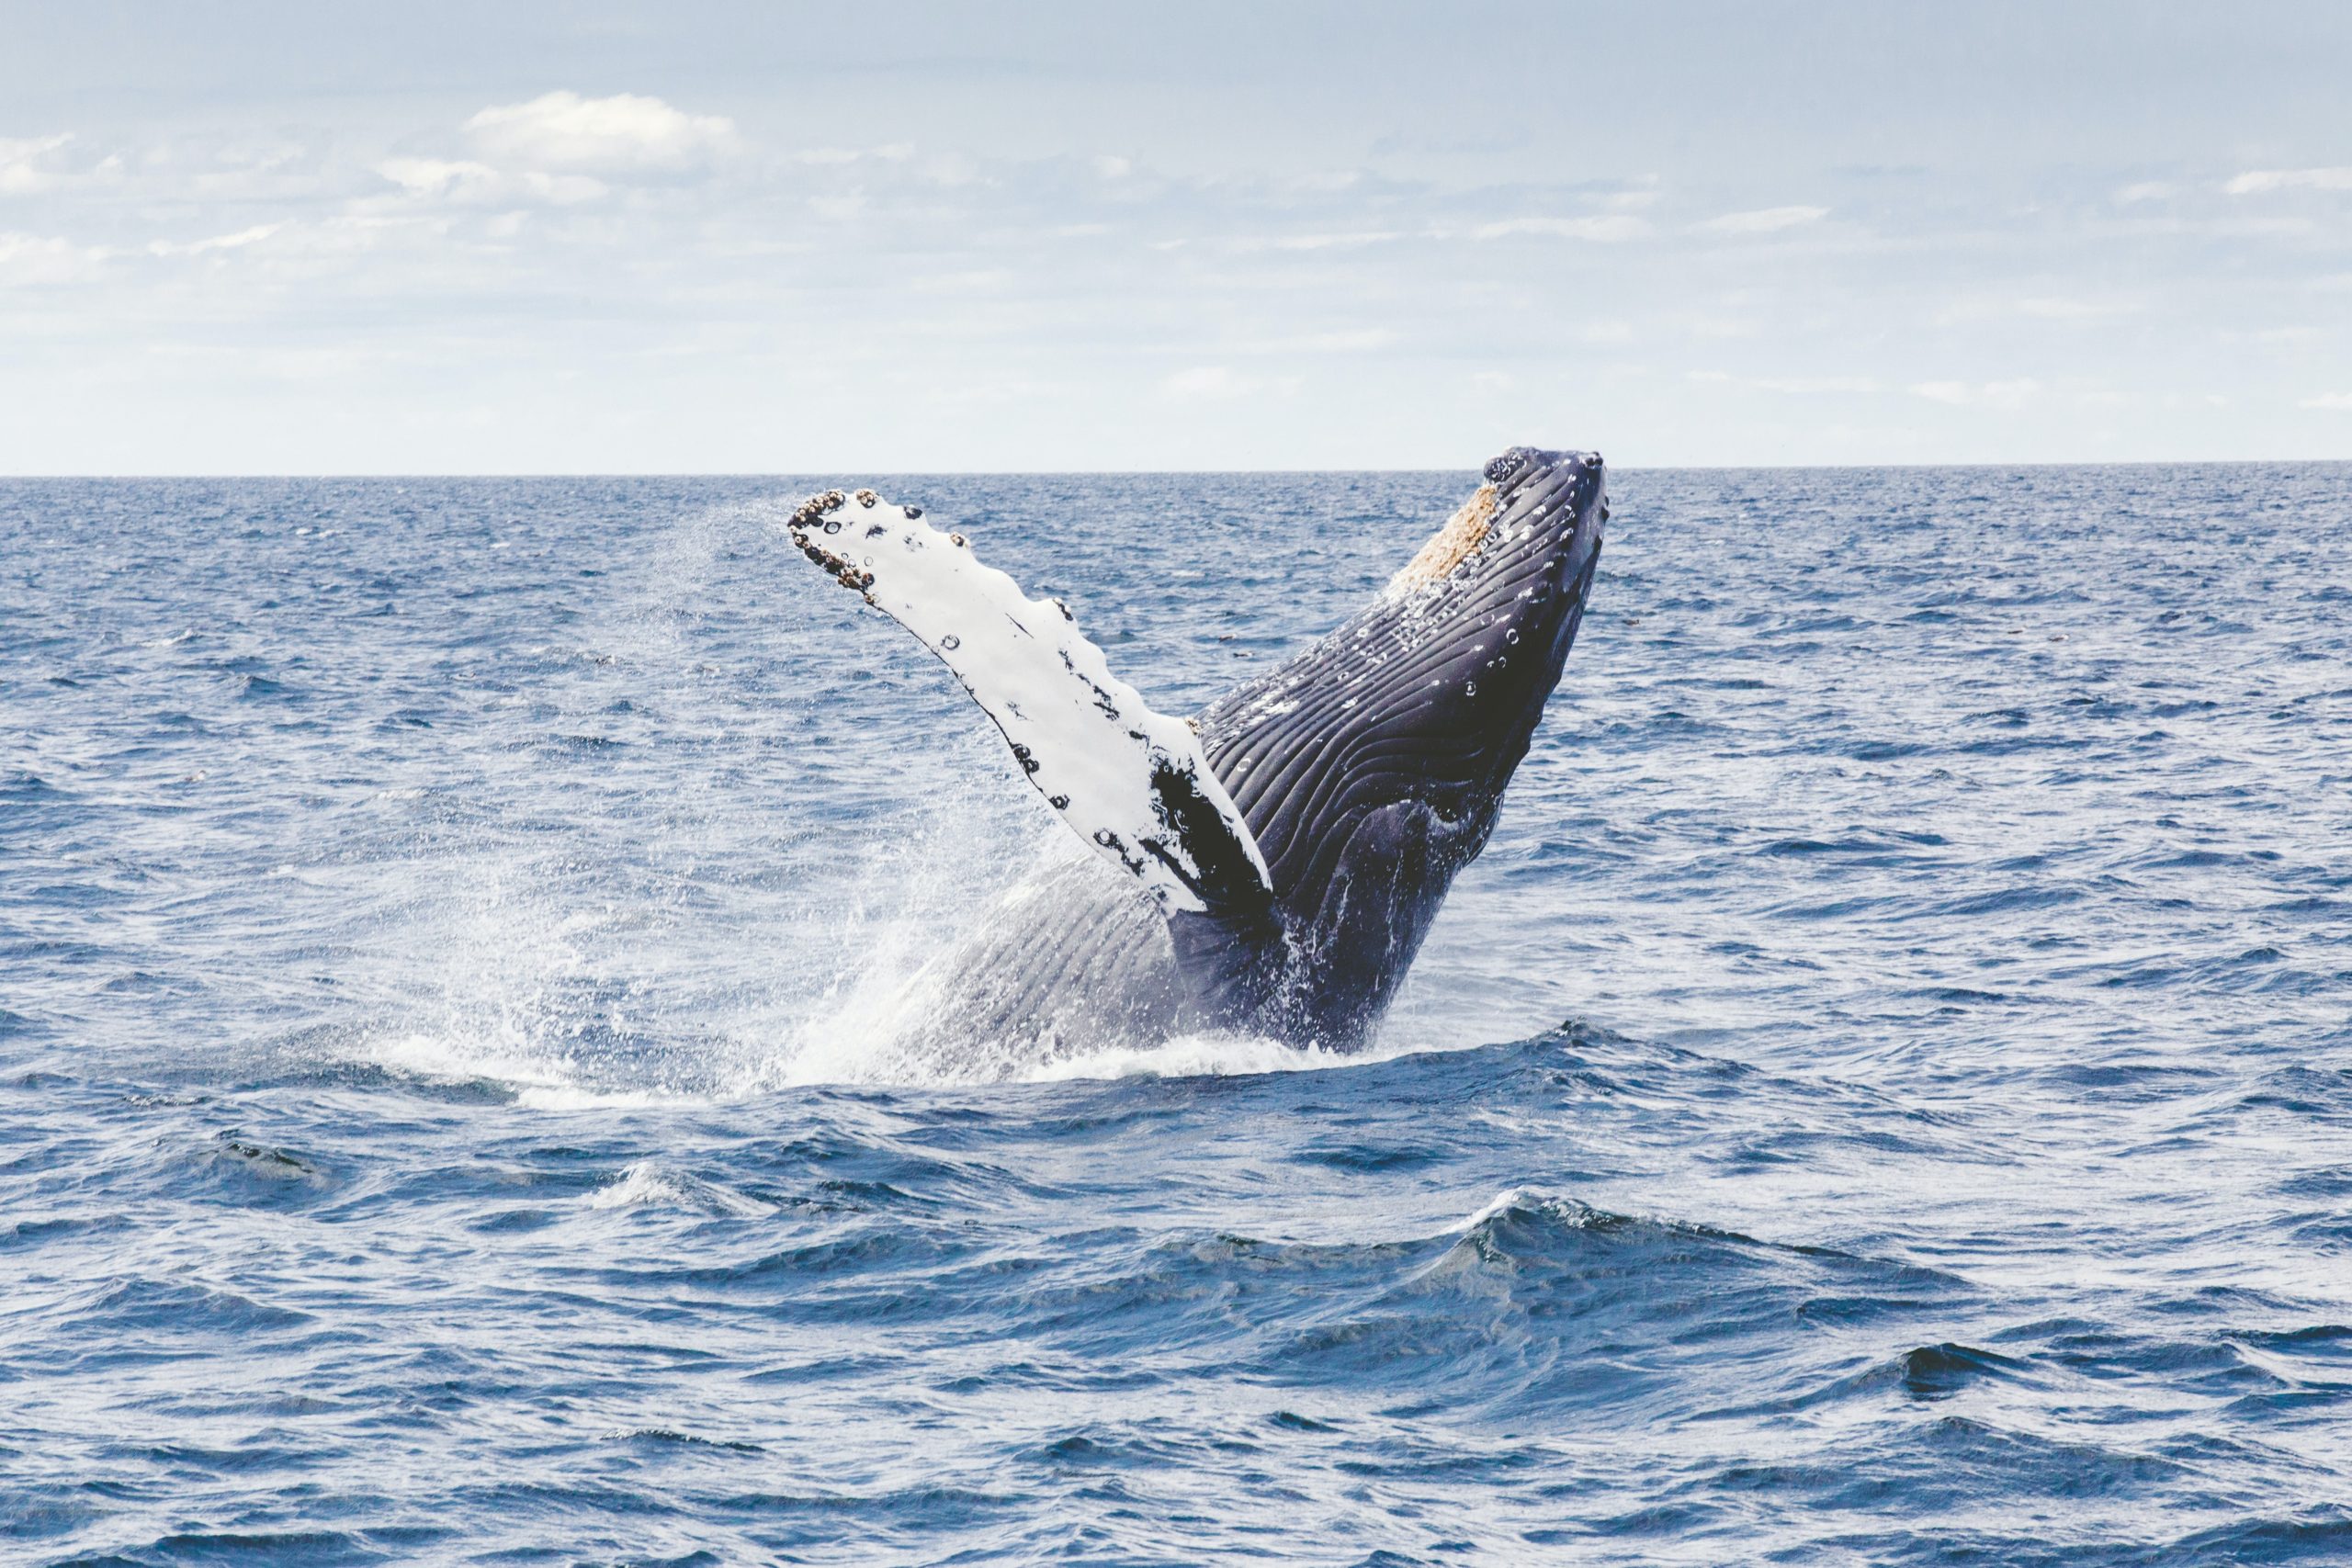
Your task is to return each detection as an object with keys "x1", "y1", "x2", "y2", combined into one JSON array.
[{"x1": 786, "y1": 489, "x2": 1273, "y2": 919}]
